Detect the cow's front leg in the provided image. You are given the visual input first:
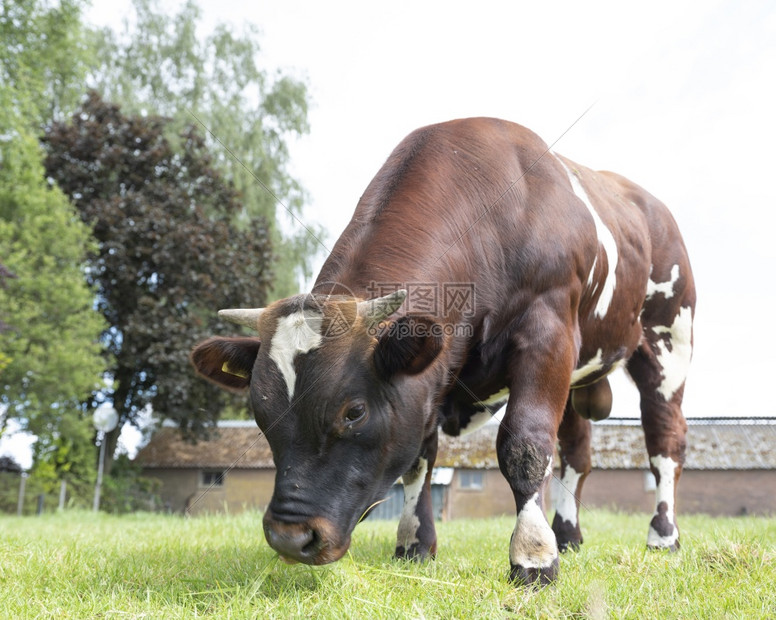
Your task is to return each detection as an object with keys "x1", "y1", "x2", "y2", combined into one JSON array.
[
  {"x1": 500, "y1": 311, "x2": 575, "y2": 586},
  {"x1": 499, "y1": 425, "x2": 558, "y2": 585},
  {"x1": 395, "y1": 431, "x2": 438, "y2": 560}
]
